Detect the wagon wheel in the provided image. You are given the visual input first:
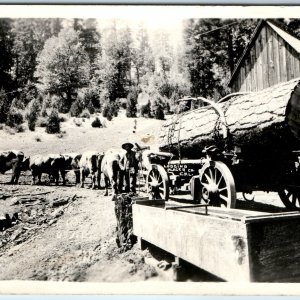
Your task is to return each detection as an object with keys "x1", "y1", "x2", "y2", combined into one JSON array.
[
  {"x1": 199, "y1": 161, "x2": 236, "y2": 208},
  {"x1": 278, "y1": 187, "x2": 300, "y2": 210},
  {"x1": 146, "y1": 164, "x2": 169, "y2": 201}
]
